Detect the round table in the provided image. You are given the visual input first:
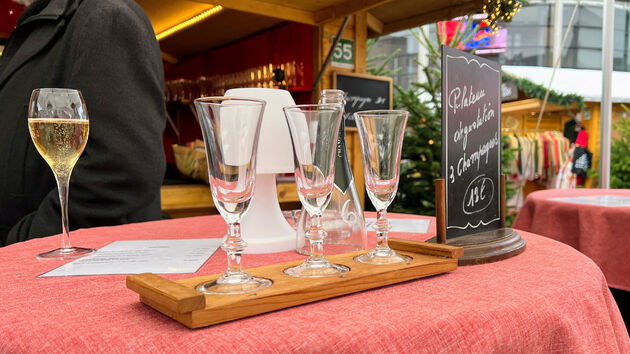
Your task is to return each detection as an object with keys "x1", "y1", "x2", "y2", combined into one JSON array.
[
  {"x1": 513, "y1": 188, "x2": 630, "y2": 292},
  {"x1": 1, "y1": 214, "x2": 628, "y2": 352}
]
